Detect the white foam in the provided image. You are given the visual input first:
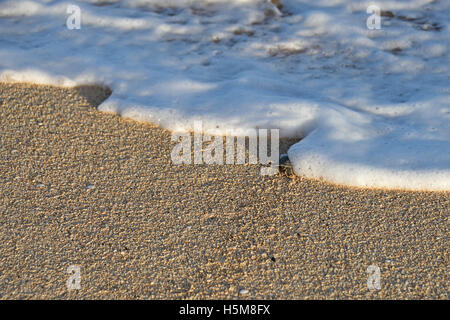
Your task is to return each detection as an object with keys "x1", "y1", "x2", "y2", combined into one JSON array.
[{"x1": 0, "y1": 0, "x2": 449, "y2": 191}]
